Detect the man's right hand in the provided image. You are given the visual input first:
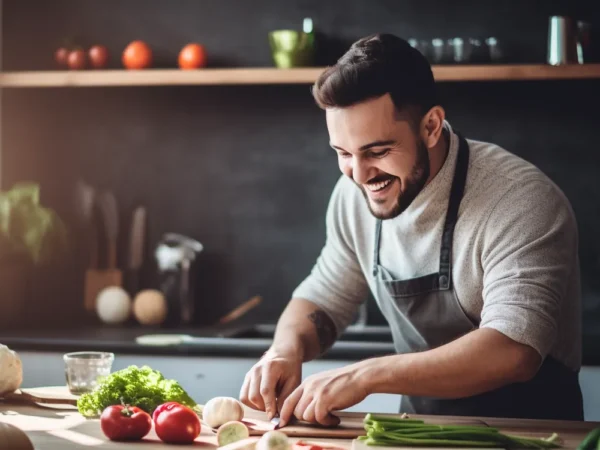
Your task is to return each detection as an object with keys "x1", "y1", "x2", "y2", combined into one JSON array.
[{"x1": 239, "y1": 349, "x2": 302, "y2": 420}]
